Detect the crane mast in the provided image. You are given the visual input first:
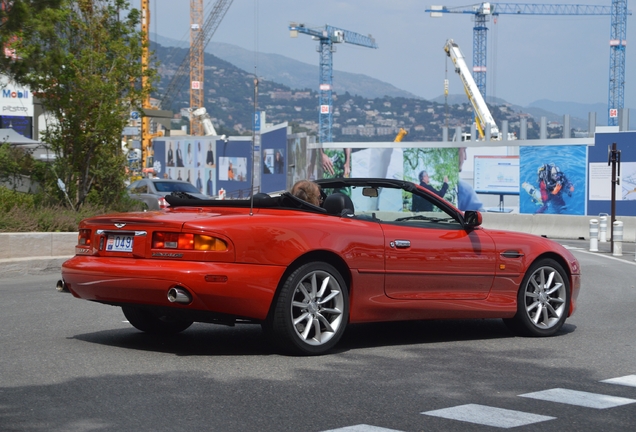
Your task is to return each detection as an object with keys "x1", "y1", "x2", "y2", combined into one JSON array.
[
  {"x1": 444, "y1": 39, "x2": 499, "y2": 140},
  {"x1": 161, "y1": 0, "x2": 233, "y2": 112},
  {"x1": 608, "y1": 0, "x2": 628, "y2": 126},
  {"x1": 140, "y1": 0, "x2": 151, "y2": 170},
  {"x1": 190, "y1": 0, "x2": 204, "y2": 136},
  {"x1": 289, "y1": 23, "x2": 377, "y2": 144}
]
